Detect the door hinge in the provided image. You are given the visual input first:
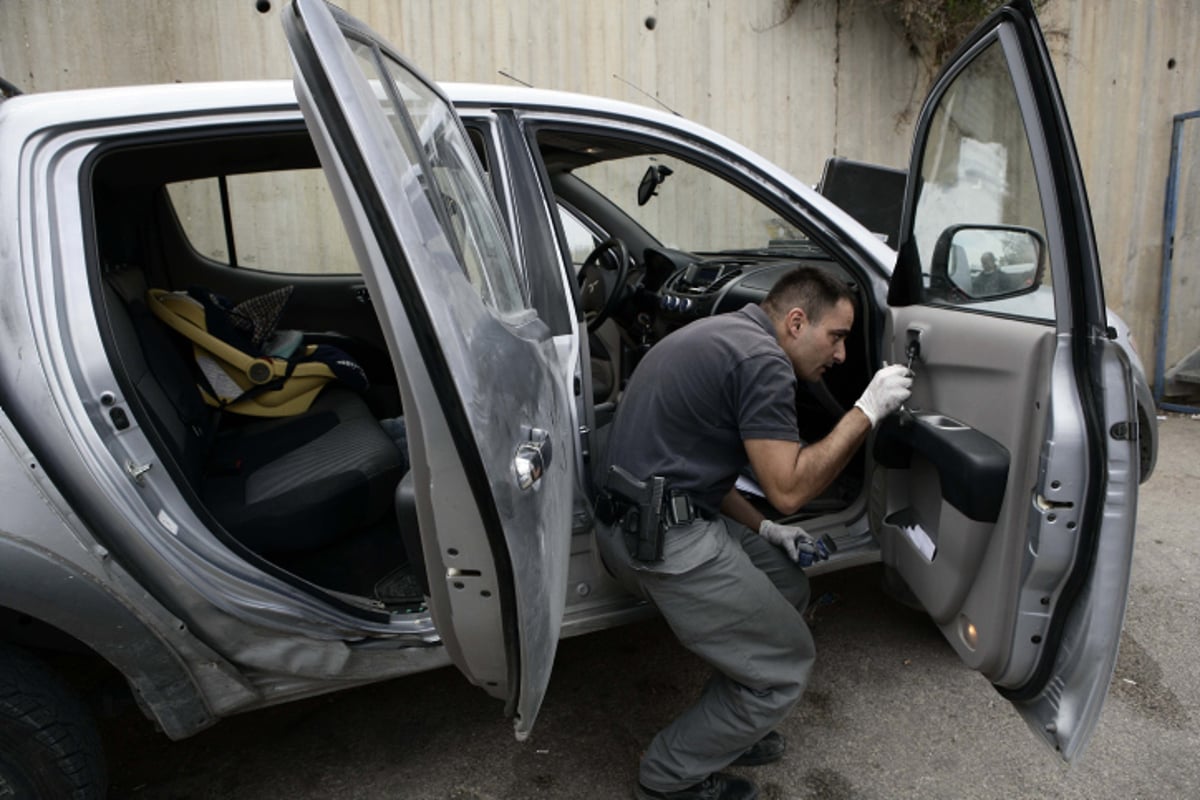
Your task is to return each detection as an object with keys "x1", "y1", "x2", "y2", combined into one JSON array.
[{"x1": 1110, "y1": 421, "x2": 1139, "y2": 441}]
